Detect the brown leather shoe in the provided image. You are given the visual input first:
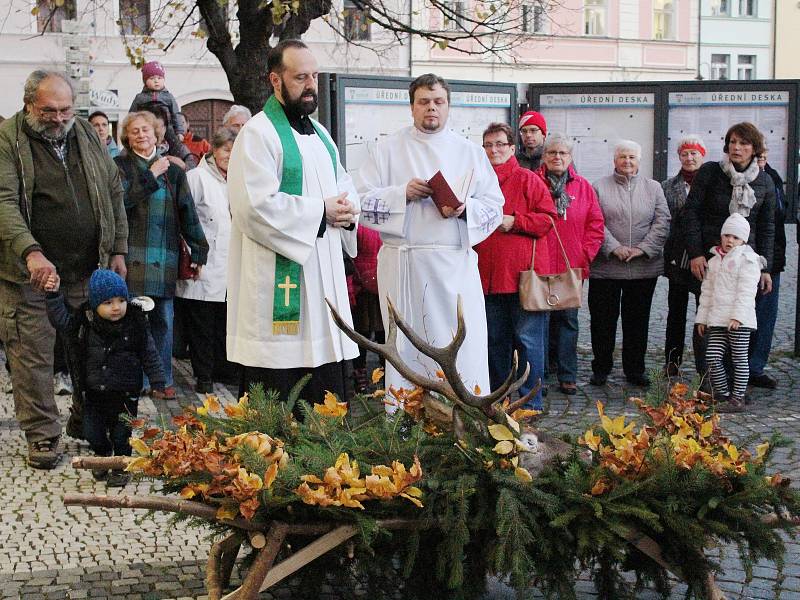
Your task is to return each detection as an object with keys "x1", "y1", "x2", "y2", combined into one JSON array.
[
  {"x1": 558, "y1": 382, "x2": 578, "y2": 395},
  {"x1": 27, "y1": 436, "x2": 62, "y2": 469}
]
